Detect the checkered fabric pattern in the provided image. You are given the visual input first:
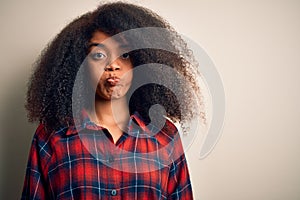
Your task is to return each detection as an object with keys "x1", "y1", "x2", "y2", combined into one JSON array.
[{"x1": 21, "y1": 111, "x2": 193, "y2": 199}]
